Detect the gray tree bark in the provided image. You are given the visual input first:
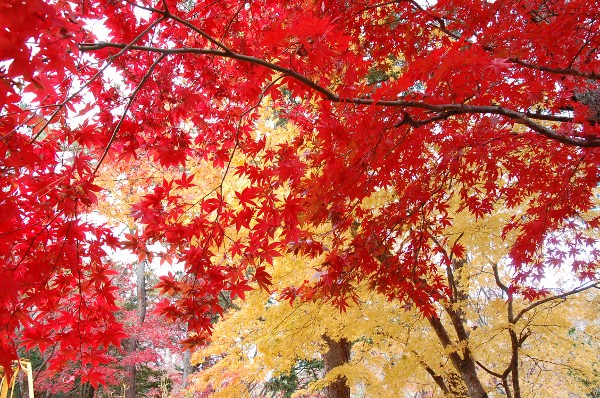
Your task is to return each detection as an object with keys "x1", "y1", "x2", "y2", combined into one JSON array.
[
  {"x1": 124, "y1": 260, "x2": 147, "y2": 398},
  {"x1": 182, "y1": 349, "x2": 192, "y2": 388},
  {"x1": 18, "y1": 370, "x2": 31, "y2": 398}
]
